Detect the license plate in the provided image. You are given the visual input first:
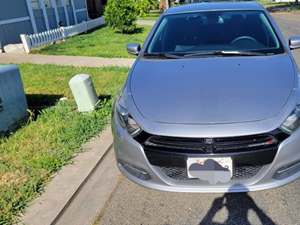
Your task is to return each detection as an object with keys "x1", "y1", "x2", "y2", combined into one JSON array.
[{"x1": 187, "y1": 157, "x2": 233, "y2": 184}]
